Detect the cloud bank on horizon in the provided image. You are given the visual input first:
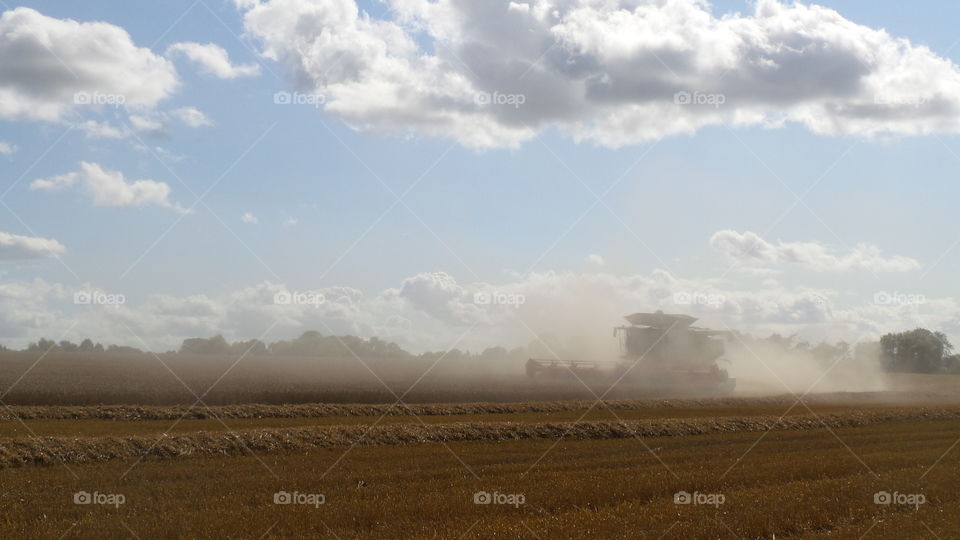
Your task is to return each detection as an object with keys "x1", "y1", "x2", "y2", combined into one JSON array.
[
  {"x1": 710, "y1": 230, "x2": 921, "y2": 273},
  {"x1": 0, "y1": 262, "x2": 952, "y2": 353},
  {"x1": 0, "y1": 228, "x2": 934, "y2": 352}
]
